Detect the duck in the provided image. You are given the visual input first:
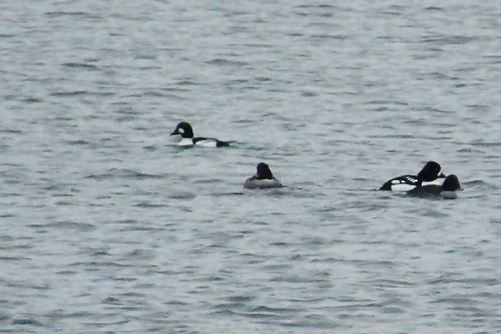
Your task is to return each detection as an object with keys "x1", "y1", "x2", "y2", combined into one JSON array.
[
  {"x1": 379, "y1": 161, "x2": 446, "y2": 191},
  {"x1": 244, "y1": 162, "x2": 283, "y2": 189},
  {"x1": 170, "y1": 121, "x2": 232, "y2": 147},
  {"x1": 407, "y1": 174, "x2": 461, "y2": 199}
]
